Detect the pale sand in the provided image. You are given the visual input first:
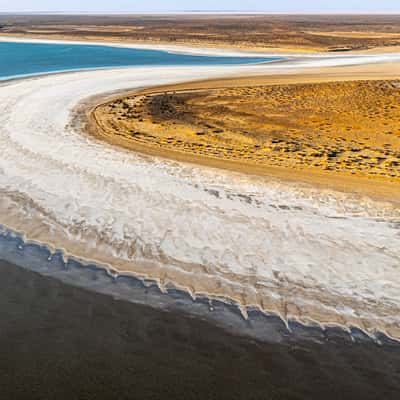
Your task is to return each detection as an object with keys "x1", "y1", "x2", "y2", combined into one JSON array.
[{"x1": 0, "y1": 42, "x2": 399, "y2": 340}]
